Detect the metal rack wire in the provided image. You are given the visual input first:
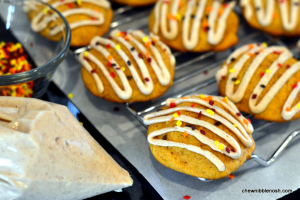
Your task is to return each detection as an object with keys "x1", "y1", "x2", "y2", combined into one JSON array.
[{"x1": 73, "y1": 2, "x2": 300, "y2": 181}]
